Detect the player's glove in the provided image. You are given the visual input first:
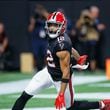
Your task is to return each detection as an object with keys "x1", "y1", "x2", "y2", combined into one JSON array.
[
  {"x1": 55, "y1": 92, "x2": 65, "y2": 110},
  {"x1": 77, "y1": 55, "x2": 88, "y2": 65}
]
